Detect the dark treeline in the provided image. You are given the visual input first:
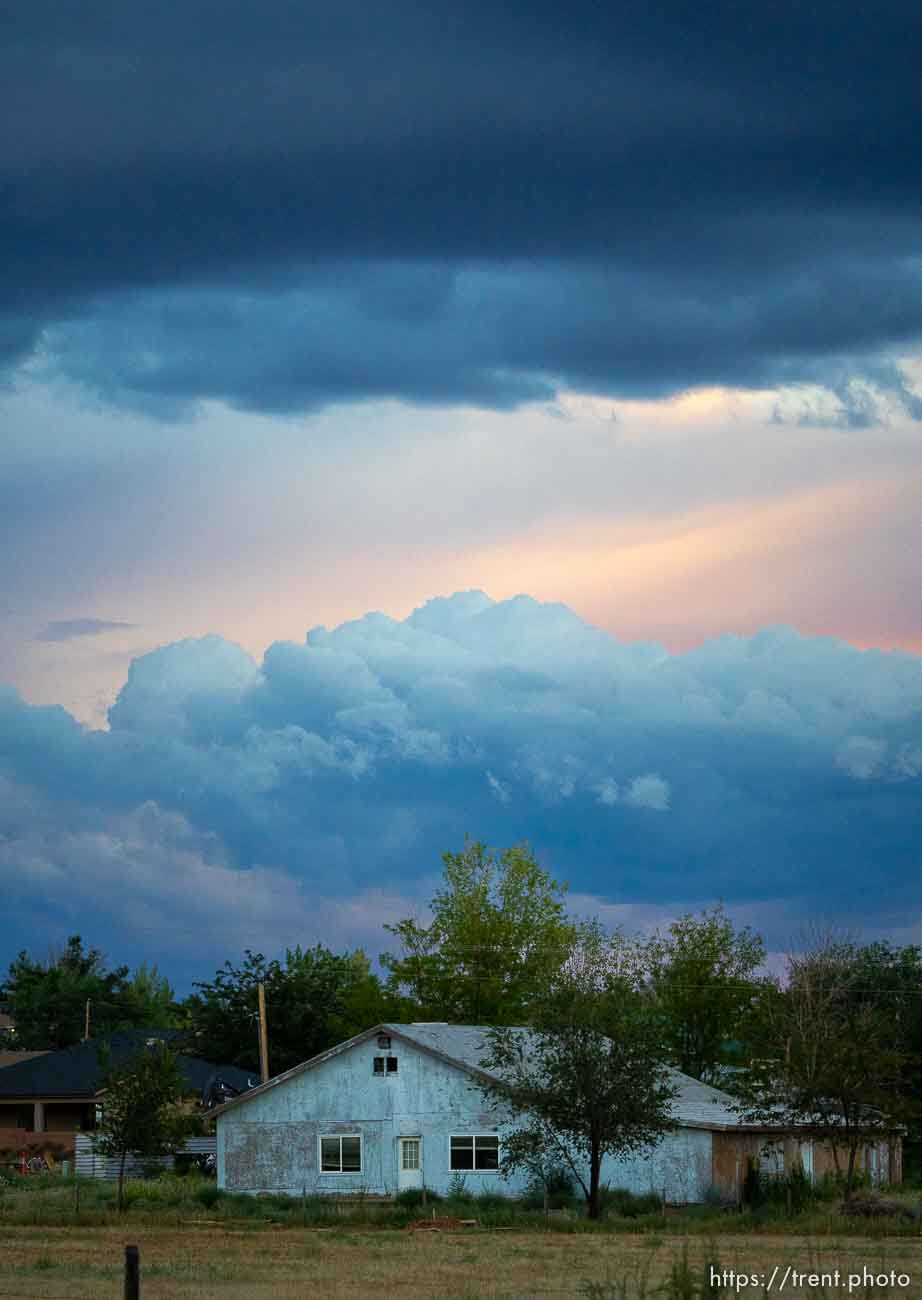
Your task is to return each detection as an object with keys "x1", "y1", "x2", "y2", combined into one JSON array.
[{"x1": 4, "y1": 838, "x2": 922, "y2": 1196}]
